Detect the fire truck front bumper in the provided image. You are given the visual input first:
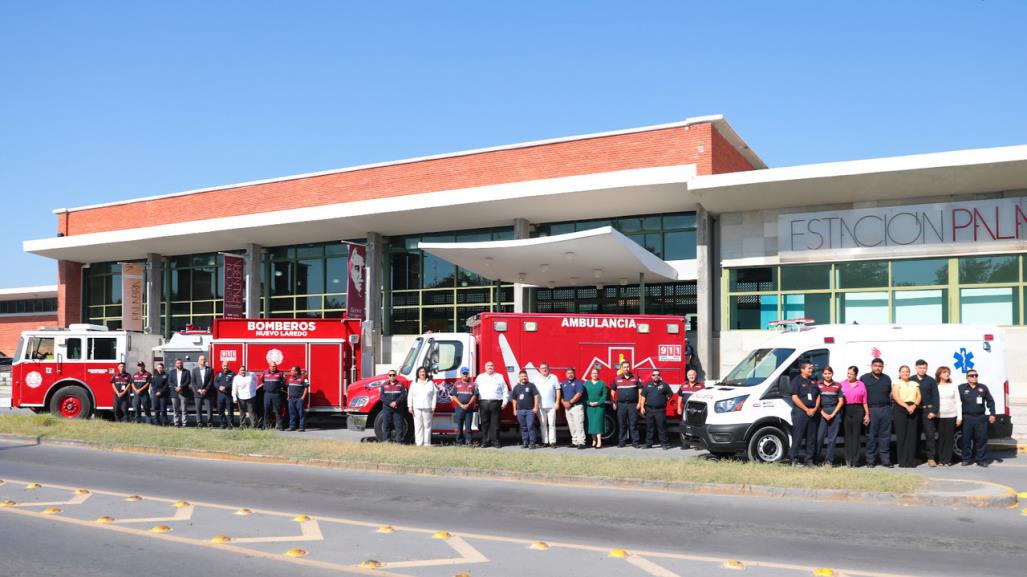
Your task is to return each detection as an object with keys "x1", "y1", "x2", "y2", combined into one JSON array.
[{"x1": 345, "y1": 411, "x2": 369, "y2": 431}]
